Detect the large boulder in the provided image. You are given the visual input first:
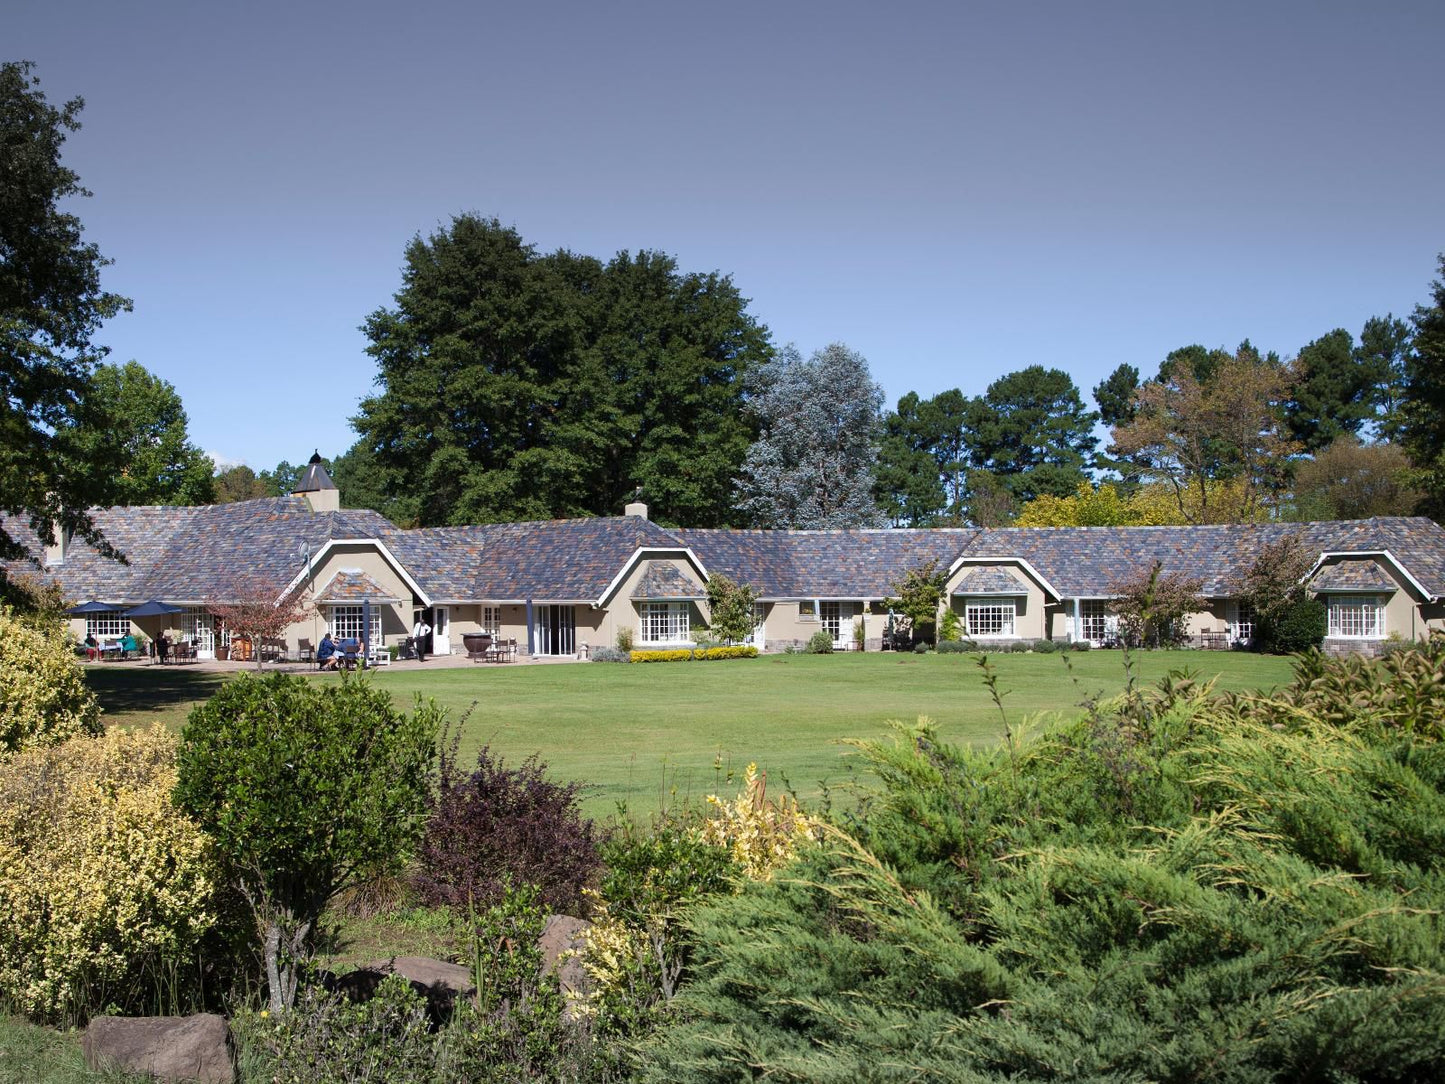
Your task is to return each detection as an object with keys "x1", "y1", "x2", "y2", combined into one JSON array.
[
  {"x1": 83, "y1": 1013, "x2": 233, "y2": 1083},
  {"x1": 540, "y1": 914, "x2": 593, "y2": 1020}
]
